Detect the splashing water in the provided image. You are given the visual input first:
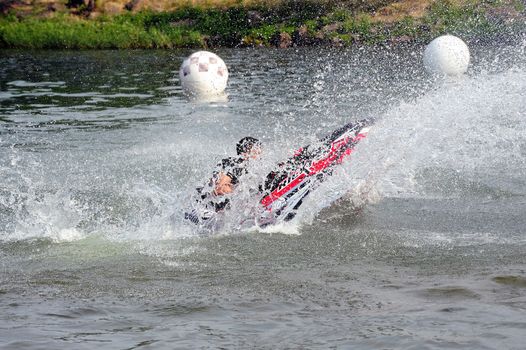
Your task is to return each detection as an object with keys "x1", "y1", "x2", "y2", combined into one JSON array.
[
  {"x1": 1, "y1": 42, "x2": 526, "y2": 350},
  {"x1": 0, "y1": 42, "x2": 525, "y2": 243}
]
